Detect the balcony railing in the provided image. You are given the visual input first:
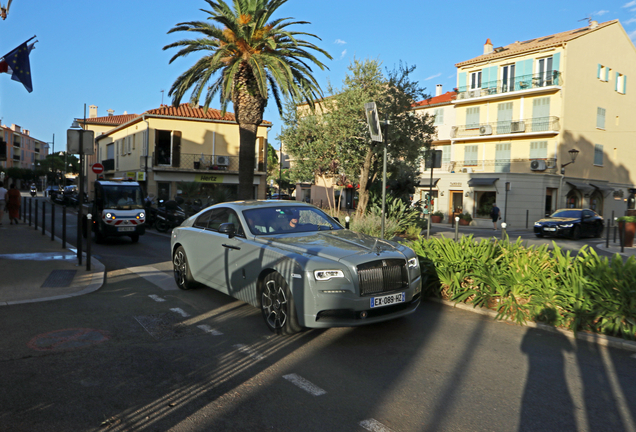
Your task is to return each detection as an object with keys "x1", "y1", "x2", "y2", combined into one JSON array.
[
  {"x1": 154, "y1": 153, "x2": 248, "y2": 172},
  {"x1": 451, "y1": 116, "x2": 560, "y2": 139},
  {"x1": 426, "y1": 158, "x2": 558, "y2": 174},
  {"x1": 456, "y1": 71, "x2": 562, "y2": 101}
]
